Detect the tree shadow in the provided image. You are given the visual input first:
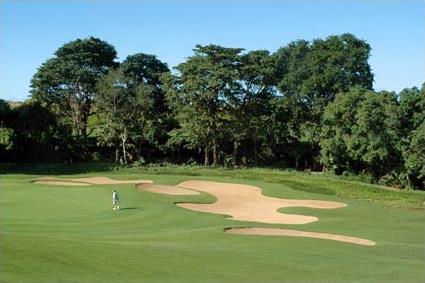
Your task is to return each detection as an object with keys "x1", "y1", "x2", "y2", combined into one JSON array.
[{"x1": 0, "y1": 162, "x2": 116, "y2": 175}]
